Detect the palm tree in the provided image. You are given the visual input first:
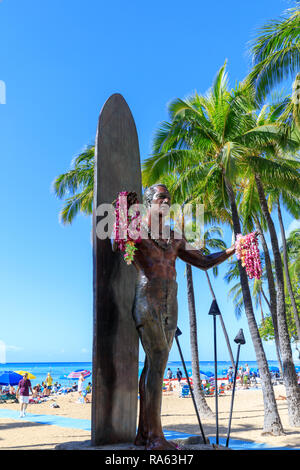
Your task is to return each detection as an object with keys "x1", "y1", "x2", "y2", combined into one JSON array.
[
  {"x1": 253, "y1": 173, "x2": 300, "y2": 426},
  {"x1": 276, "y1": 195, "x2": 300, "y2": 339},
  {"x1": 254, "y1": 216, "x2": 283, "y2": 376},
  {"x1": 53, "y1": 145, "x2": 94, "y2": 224},
  {"x1": 143, "y1": 64, "x2": 285, "y2": 434},
  {"x1": 286, "y1": 228, "x2": 300, "y2": 281},
  {"x1": 225, "y1": 257, "x2": 283, "y2": 375},
  {"x1": 248, "y1": 5, "x2": 300, "y2": 103},
  {"x1": 236, "y1": 99, "x2": 300, "y2": 425}
]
